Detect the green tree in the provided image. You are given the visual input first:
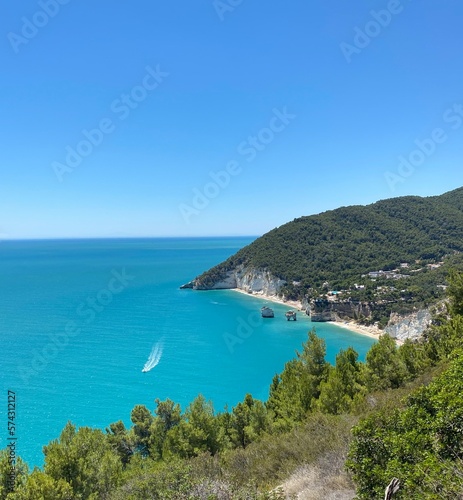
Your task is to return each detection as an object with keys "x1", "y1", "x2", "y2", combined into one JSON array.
[
  {"x1": 106, "y1": 421, "x2": 136, "y2": 466},
  {"x1": 43, "y1": 422, "x2": 122, "y2": 499},
  {"x1": 149, "y1": 398, "x2": 181, "y2": 459},
  {"x1": 163, "y1": 395, "x2": 219, "y2": 459},
  {"x1": 425, "y1": 273, "x2": 463, "y2": 362},
  {"x1": 447, "y1": 270, "x2": 463, "y2": 316},
  {"x1": 130, "y1": 405, "x2": 153, "y2": 456},
  {"x1": 425, "y1": 314, "x2": 463, "y2": 362},
  {"x1": 8, "y1": 470, "x2": 73, "y2": 500},
  {"x1": 0, "y1": 450, "x2": 28, "y2": 500},
  {"x1": 231, "y1": 394, "x2": 254, "y2": 448},
  {"x1": 297, "y1": 330, "x2": 328, "y2": 386},
  {"x1": 267, "y1": 359, "x2": 305, "y2": 425},
  {"x1": 365, "y1": 334, "x2": 408, "y2": 390},
  {"x1": 267, "y1": 330, "x2": 329, "y2": 425},
  {"x1": 154, "y1": 398, "x2": 181, "y2": 432},
  {"x1": 246, "y1": 398, "x2": 271, "y2": 443},
  {"x1": 398, "y1": 339, "x2": 429, "y2": 378},
  {"x1": 230, "y1": 394, "x2": 270, "y2": 448},
  {"x1": 316, "y1": 347, "x2": 366, "y2": 414}
]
